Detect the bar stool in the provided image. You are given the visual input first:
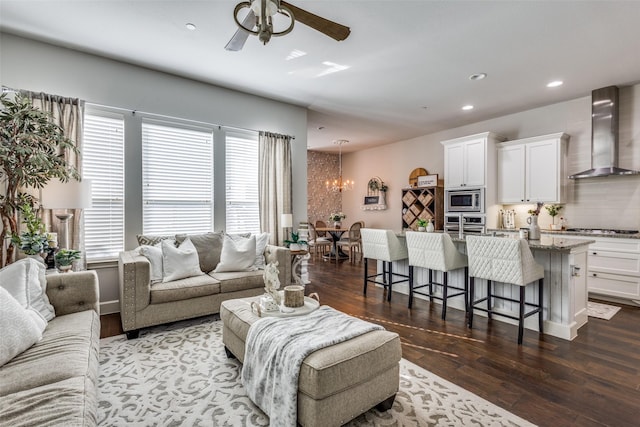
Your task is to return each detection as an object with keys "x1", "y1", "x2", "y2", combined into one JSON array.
[
  {"x1": 361, "y1": 228, "x2": 409, "y2": 302},
  {"x1": 405, "y1": 231, "x2": 468, "y2": 320},
  {"x1": 466, "y1": 235, "x2": 544, "y2": 345}
]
